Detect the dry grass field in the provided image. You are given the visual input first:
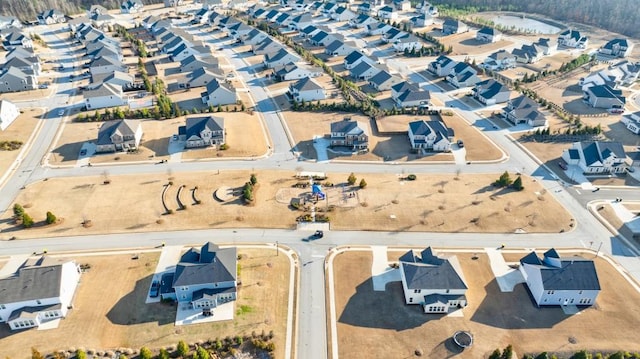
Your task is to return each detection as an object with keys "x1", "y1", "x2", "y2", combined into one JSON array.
[
  {"x1": 439, "y1": 32, "x2": 514, "y2": 57},
  {"x1": 332, "y1": 249, "x2": 640, "y2": 359},
  {"x1": 0, "y1": 109, "x2": 42, "y2": 176},
  {"x1": 0, "y1": 248, "x2": 291, "y2": 359},
  {"x1": 0, "y1": 171, "x2": 572, "y2": 240}
]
